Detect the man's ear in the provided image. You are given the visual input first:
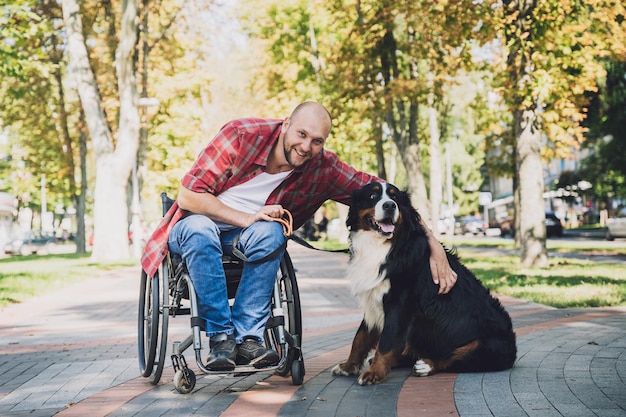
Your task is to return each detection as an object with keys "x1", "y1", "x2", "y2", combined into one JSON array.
[{"x1": 282, "y1": 117, "x2": 291, "y2": 132}]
